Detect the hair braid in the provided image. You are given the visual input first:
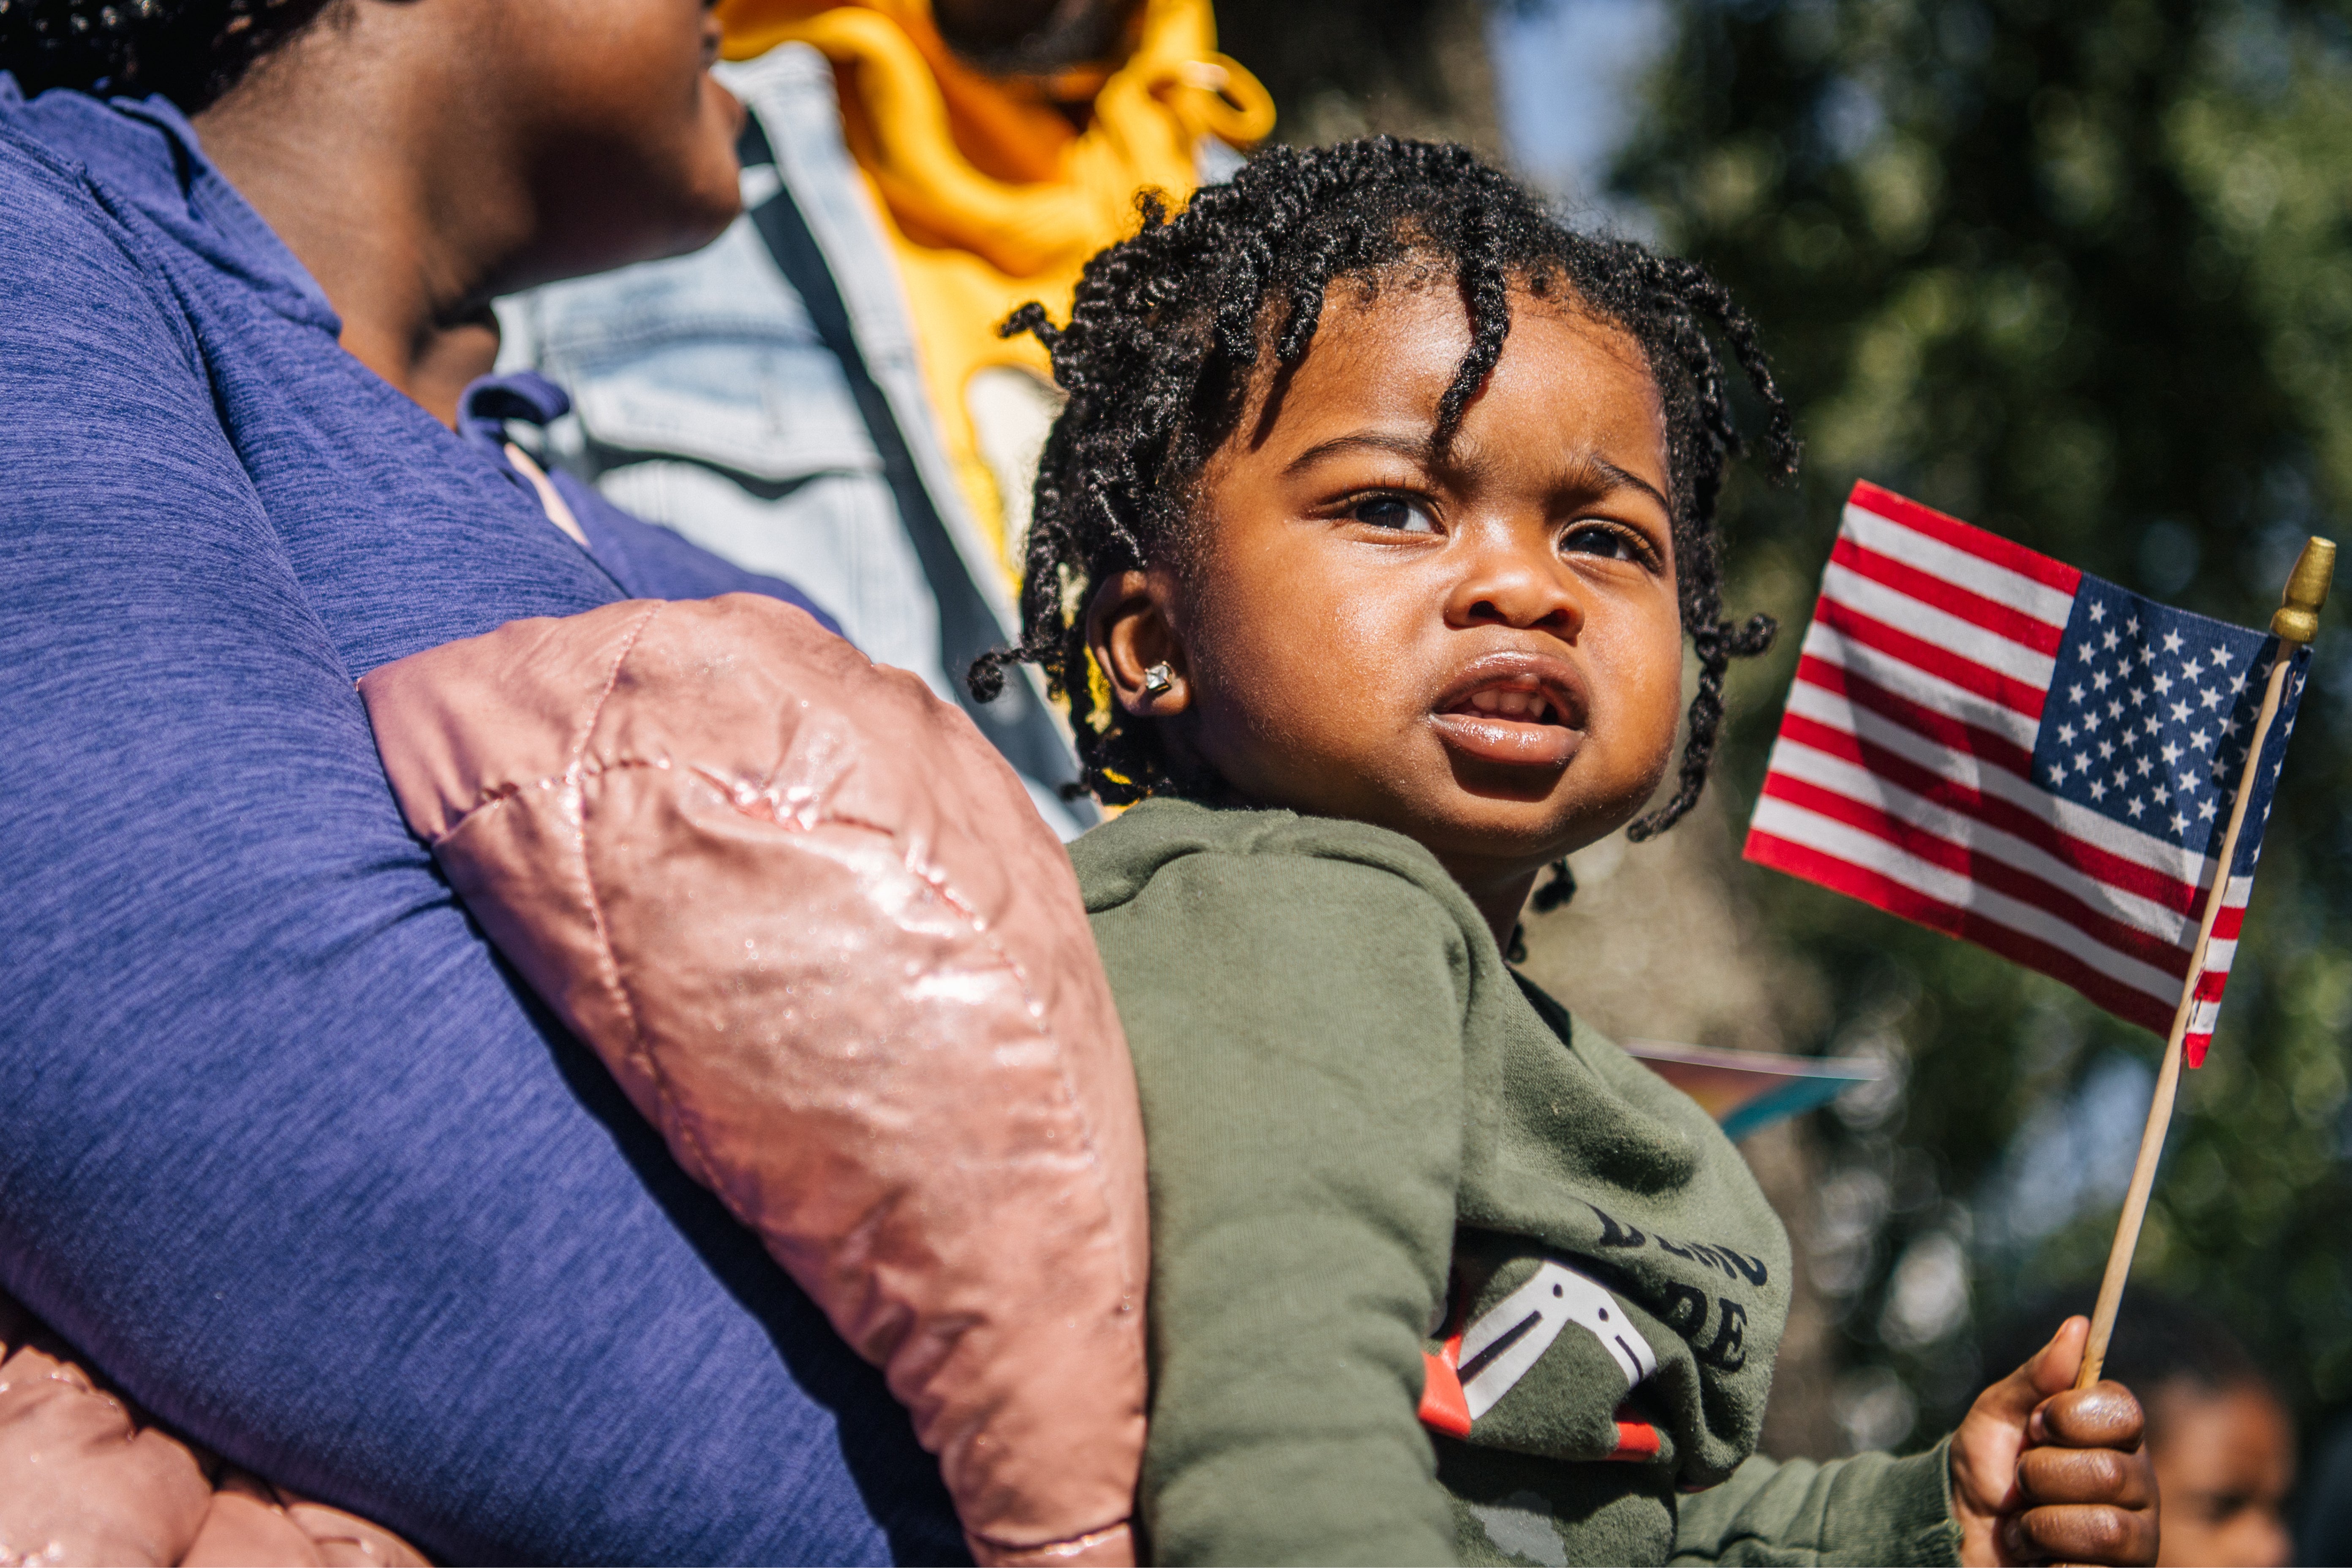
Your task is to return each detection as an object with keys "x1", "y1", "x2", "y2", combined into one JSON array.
[
  {"x1": 983, "y1": 136, "x2": 1793, "y2": 820},
  {"x1": 1434, "y1": 194, "x2": 1513, "y2": 441}
]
